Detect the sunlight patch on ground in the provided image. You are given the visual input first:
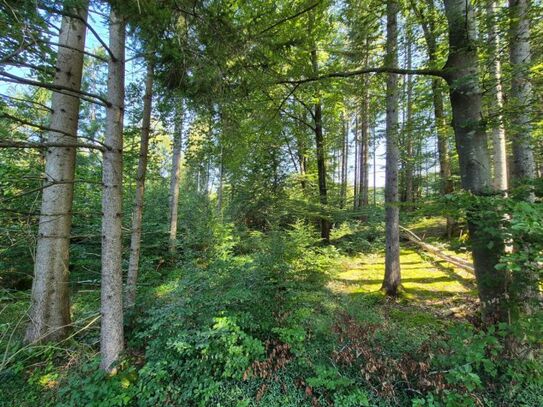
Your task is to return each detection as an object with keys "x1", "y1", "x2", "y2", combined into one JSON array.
[{"x1": 331, "y1": 248, "x2": 476, "y2": 305}]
